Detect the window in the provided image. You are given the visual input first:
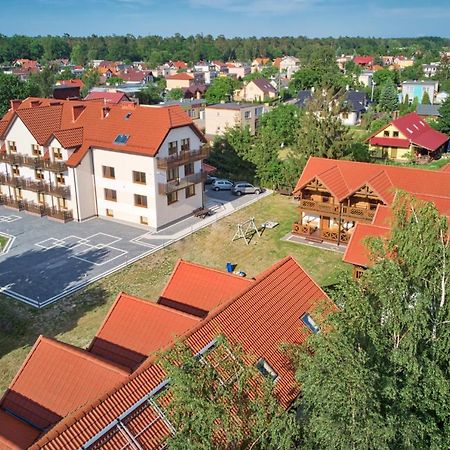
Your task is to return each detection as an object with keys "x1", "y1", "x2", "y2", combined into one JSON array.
[
  {"x1": 56, "y1": 173, "x2": 65, "y2": 185},
  {"x1": 102, "y1": 166, "x2": 115, "y2": 179},
  {"x1": 104, "y1": 188, "x2": 117, "y2": 202},
  {"x1": 342, "y1": 112, "x2": 349, "y2": 119},
  {"x1": 256, "y1": 358, "x2": 278, "y2": 382},
  {"x1": 181, "y1": 138, "x2": 190, "y2": 152},
  {"x1": 184, "y1": 162, "x2": 194, "y2": 176},
  {"x1": 58, "y1": 197, "x2": 67, "y2": 210},
  {"x1": 12, "y1": 165, "x2": 20, "y2": 176},
  {"x1": 301, "y1": 313, "x2": 320, "y2": 334},
  {"x1": 383, "y1": 130, "x2": 390, "y2": 137},
  {"x1": 167, "y1": 191, "x2": 178, "y2": 205},
  {"x1": 32, "y1": 144, "x2": 41, "y2": 156},
  {"x1": 106, "y1": 208, "x2": 114, "y2": 217},
  {"x1": 134, "y1": 194, "x2": 148, "y2": 208},
  {"x1": 140, "y1": 216, "x2": 148, "y2": 225},
  {"x1": 132, "y1": 171, "x2": 146, "y2": 184},
  {"x1": 168, "y1": 141, "x2": 178, "y2": 156},
  {"x1": 53, "y1": 147, "x2": 63, "y2": 160},
  {"x1": 14, "y1": 187, "x2": 22, "y2": 200},
  {"x1": 8, "y1": 141, "x2": 17, "y2": 153},
  {"x1": 185, "y1": 184, "x2": 195, "y2": 198},
  {"x1": 37, "y1": 192, "x2": 45, "y2": 205},
  {"x1": 167, "y1": 167, "x2": 179, "y2": 182},
  {"x1": 354, "y1": 266, "x2": 365, "y2": 280},
  {"x1": 393, "y1": 131, "x2": 399, "y2": 137},
  {"x1": 35, "y1": 169, "x2": 44, "y2": 180},
  {"x1": 244, "y1": 111, "x2": 251, "y2": 119},
  {"x1": 114, "y1": 134, "x2": 129, "y2": 144}
]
